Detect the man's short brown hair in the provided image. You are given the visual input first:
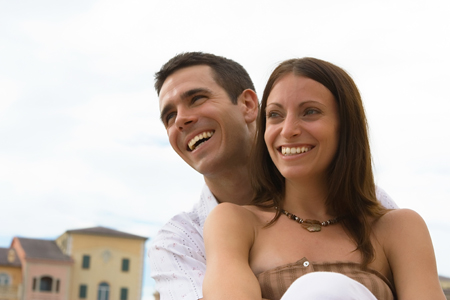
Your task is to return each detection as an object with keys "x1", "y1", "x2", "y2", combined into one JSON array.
[{"x1": 154, "y1": 52, "x2": 255, "y2": 104}]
